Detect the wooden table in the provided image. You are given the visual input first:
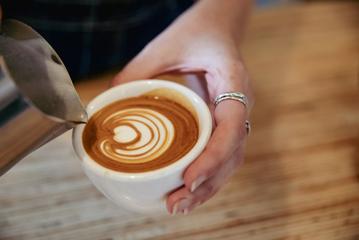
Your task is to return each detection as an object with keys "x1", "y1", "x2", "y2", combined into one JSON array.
[{"x1": 1, "y1": 2, "x2": 358, "y2": 239}]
